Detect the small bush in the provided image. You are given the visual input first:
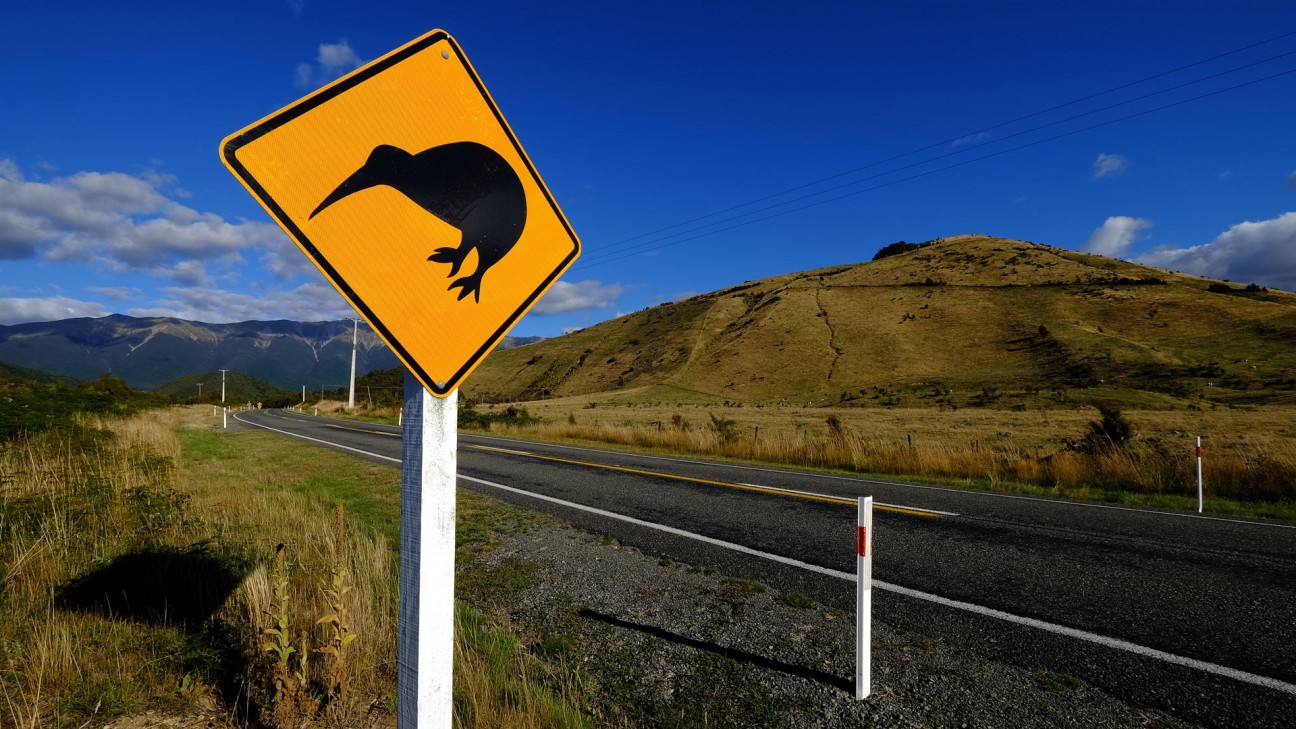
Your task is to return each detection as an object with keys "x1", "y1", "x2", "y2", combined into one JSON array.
[
  {"x1": 1071, "y1": 404, "x2": 1134, "y2": 454},
  {"x1": 708, "y1": 412, "x2": 739, "y2": 443},
  {"x1": 459, "y1": 403, "x2": 539, "y2": 430}
]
